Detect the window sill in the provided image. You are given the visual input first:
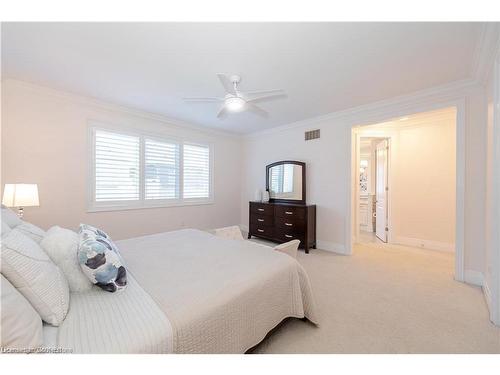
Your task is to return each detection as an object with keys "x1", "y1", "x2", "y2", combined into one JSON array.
[{"x1": 87, "y1": 199, "x2": 214, "y2": 213}]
